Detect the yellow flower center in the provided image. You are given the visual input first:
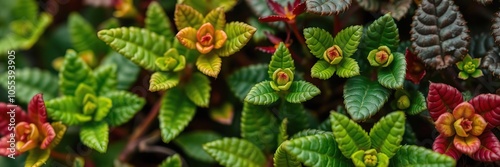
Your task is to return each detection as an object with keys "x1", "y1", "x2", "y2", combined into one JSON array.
[
  {"x1": 15, "y1": 123, "x2": 40, "y2": 153},
  {"x1": 363, "y1": 154, "x2": 378, "y2": 167},
  {"x1": 375, "y1": 50, "x2": 389, "y2": 64}
]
